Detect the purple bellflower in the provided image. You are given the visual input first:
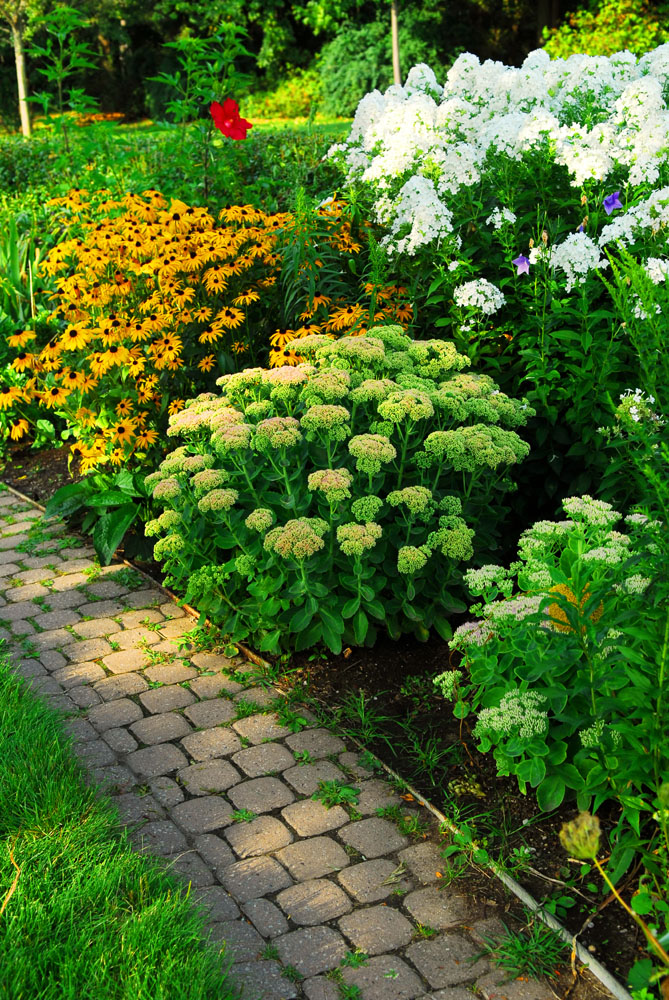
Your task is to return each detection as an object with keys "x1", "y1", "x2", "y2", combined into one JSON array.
[
  {"x1": 512, "y1": 254, "x2": 530, "y2": 275},
  {"x1": 603, "y1": 191, "x2": 622, "y2": 215}
]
